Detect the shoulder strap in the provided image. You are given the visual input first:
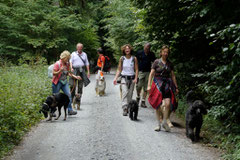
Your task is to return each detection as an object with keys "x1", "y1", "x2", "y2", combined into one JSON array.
[
  {"x1": 57, "y1": 61, "x2": 61, "y2": 68},
  {"x1": 132, "y1": 56, "x2": 135, "y2": 63},
  {"x1": 77, "y1": 53, "x2": 86, "y2": 66},
  {"x1": 120, "y1": 56, "x2": 125, "y2": 70}
]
